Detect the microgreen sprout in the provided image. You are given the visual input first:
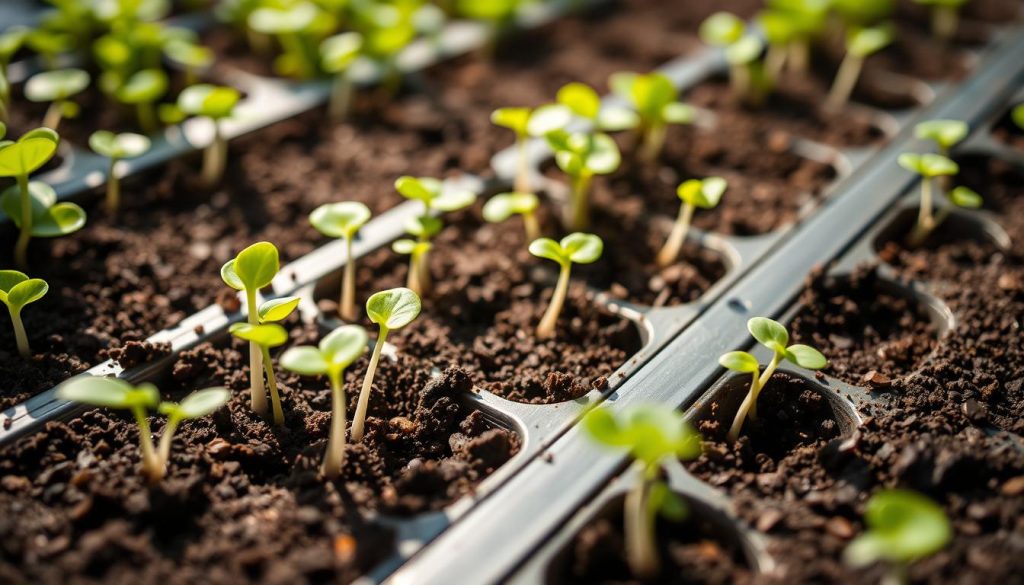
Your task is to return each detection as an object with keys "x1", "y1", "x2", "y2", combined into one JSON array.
[
  {"x1": 825, "y1": 24, "x2": 893, "y2": 112},
  {"x1": 247, "y1": 1, "x2": 321, "y2": 79},
  {"x1": 483, "y1": 191, "x2": 540, "y2": 242},
  {"x1": 320, "y1": 32, "x2": 363, "y2": 122},
  {"x1": 529, "y1": 233, "x2": 603, "y2": 340},
  {"x1": 355, "y1": 287, "x2": 421, "y2": 442},
  {"x1": 309, "y1": 202, "x2": 372, "y2": 321},
  {"x1": 700, "y1": 12, "x2": 768, "y2": 104},
  {"x1": 58, "y1": 378, "x2": 229, "y2": 483},
  {"x1": 163, "y1": 37, "x2": 214, "y2": 87},
  {"x1": 0, "y1": 270, "x2": 47, "y2": 358},
  {"x1": 491, "y1": 104, "x2": 571, "y2": 192},
  {"x1": 545, "y1": 129, "x2": 621, "y2": 231},
  {"x1": 24, "y1": 68, "x2": 90, "y2": 131},
  {"x1": 352, "y1": 1, "x2": 417, "y2": 93},
  {"x1": 89, "y1": 130, "x2": 151, "y2": 215},
  {"x1": 897, "y1": 152, "x2": 963, "y2": 246},
  {"x1": 556, "y1": 82, "x2": 638, "y2": 132},
  {"x1": 582, "y1": 404, "x2": 701, "y2": 578},
  {"x1": 719, "y1": 317, "x2": 827, "y2": 443},
  {"x1": 913, "y1": 0, "x2": 967, "y2": 44},
  {"x1": 281, "y1": 325, "x2": 368, "y2": 478},
  {"x1": 221, "y1": 242, "x2": 281, "y2": 421},
  {"x1": 844, "y1": 489, "x2": 951, "y2": 585},
  {"x1": 913, "y1": 119, "x2": 968, "y2": 156},
  {"x1": 115, "y1": 68, "x2": 168, "y2": 134},
  {"x1": 656, "y1": 177, "x2": 727, "y2": 268},
  {"x1": 0, "y1": 127, "x2": 87, "y2": 269},
  {"x1": 178, "y1": 83, "x2": 241, "y2": 187},
  {"x1": 229, "y1": 323, "x2": 288, "y2": 426},
  {"x1": 758, "y1": 0, "x2": 829, "y2": 78},
  {"x1": 609, "y1": 72, "x2": 696, "y2": 163}
]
